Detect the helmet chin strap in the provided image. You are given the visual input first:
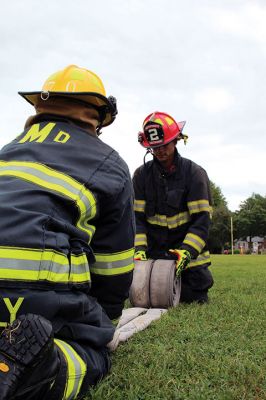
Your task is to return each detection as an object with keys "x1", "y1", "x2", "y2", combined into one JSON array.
[
  {"x1": 96, "y1": 97, "x2": 118, "y2": 135},
  {"x1": 143, "y1": 149, "x2": 153, "y2": 166},
  {"x1": 96, "y1": 124, "x2": 103, "y2": 136}
]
